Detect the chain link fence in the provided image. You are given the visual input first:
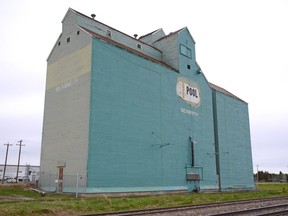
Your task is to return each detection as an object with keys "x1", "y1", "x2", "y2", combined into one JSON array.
[{"x1": 39, "y1": 172, "x2": 87, "y2": 195}]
